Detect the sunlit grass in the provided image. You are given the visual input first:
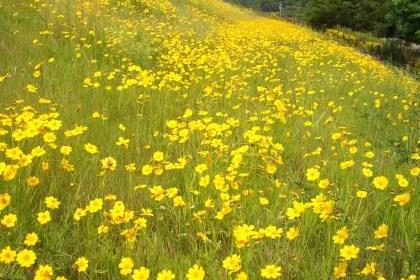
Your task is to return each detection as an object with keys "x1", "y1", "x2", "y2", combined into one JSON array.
[{"x1": 0, "y1": 0, "x2": 419, "y2": 279}]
